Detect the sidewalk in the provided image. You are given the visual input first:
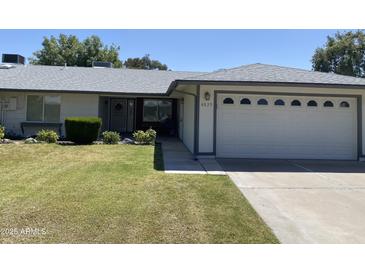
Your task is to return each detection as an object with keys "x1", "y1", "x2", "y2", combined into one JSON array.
[{"x1": 159, "y1": 137, "x2": 225, "y2": 175}]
